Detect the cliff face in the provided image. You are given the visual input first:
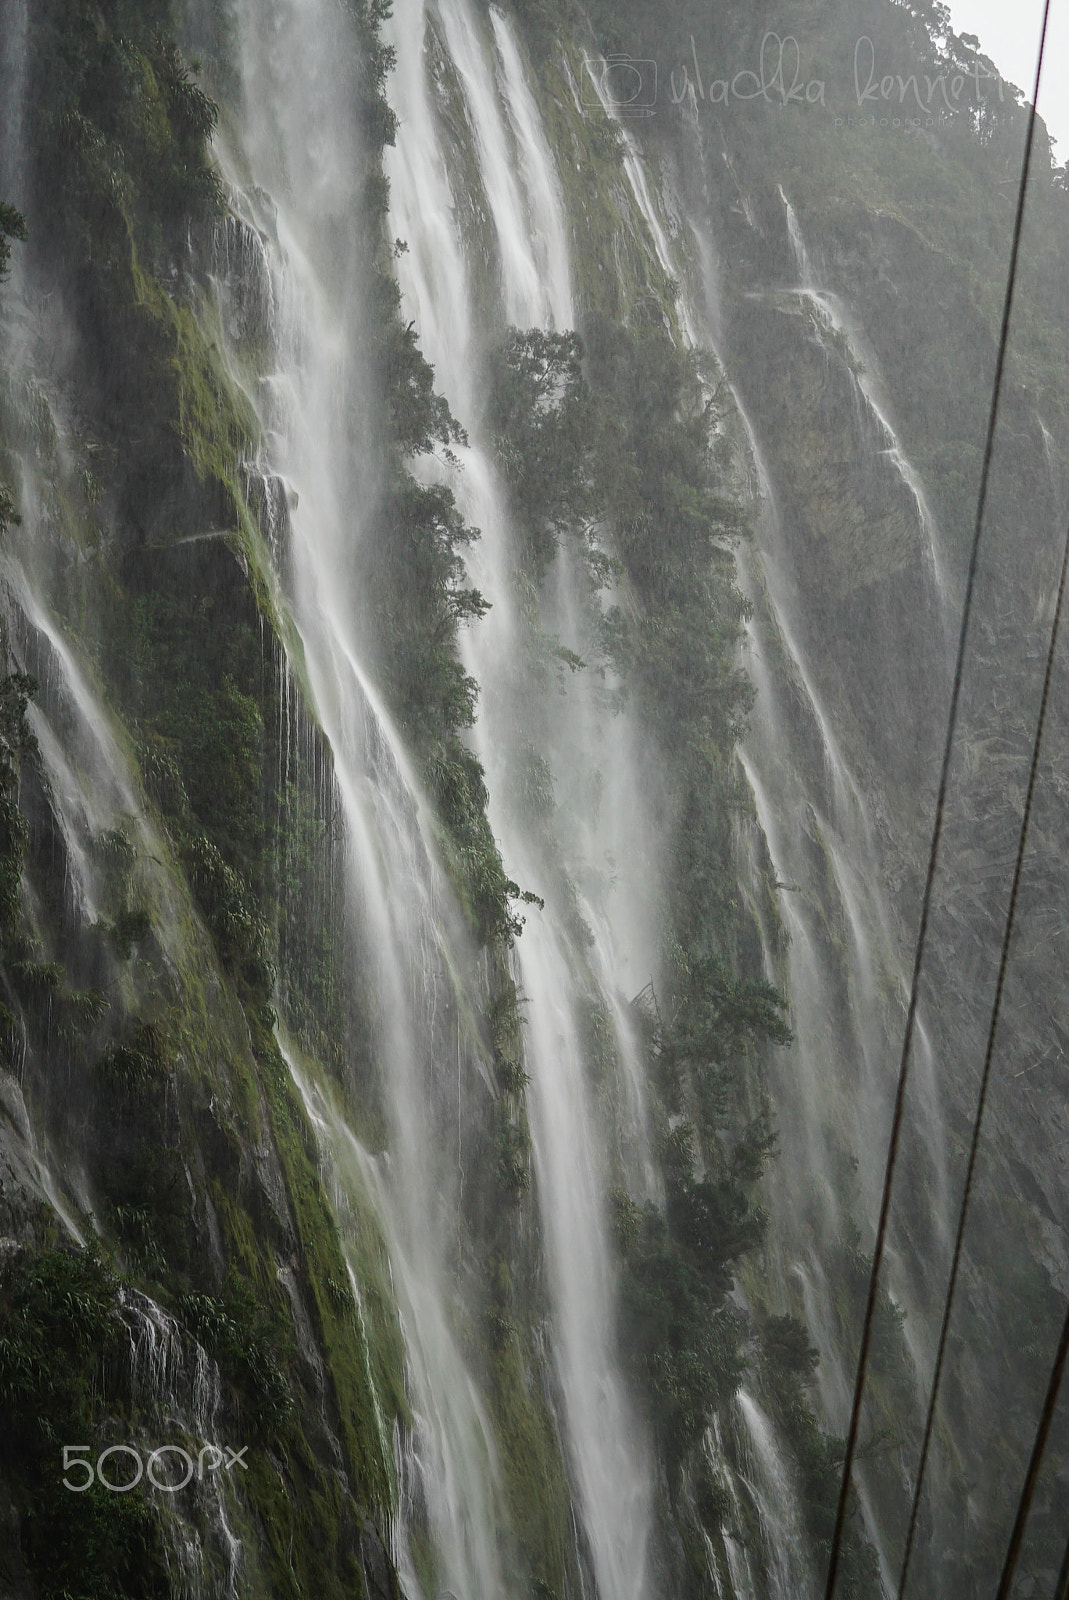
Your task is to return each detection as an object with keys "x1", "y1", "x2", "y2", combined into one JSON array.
[
  {"x1": 0, "y1": 0, "x2": 1068, "y2": 1598},
  {"x1": 651, "y1": 10, "x2": 1069, "y2": 1592},
  {"x1": 0, "y1": 4, "x2": 421, "y2": 1595}
]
